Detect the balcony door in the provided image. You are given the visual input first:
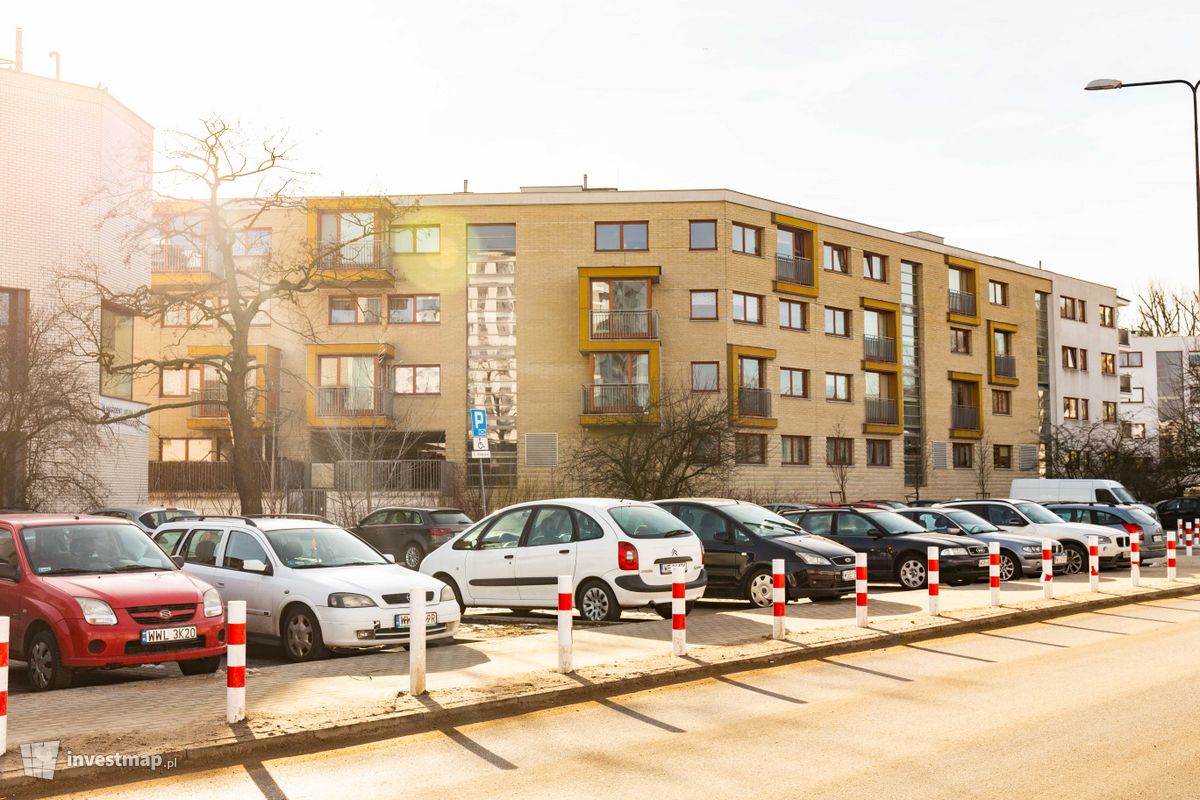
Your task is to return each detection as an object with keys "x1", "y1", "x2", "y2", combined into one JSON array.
[
  {"x1": 590, "y1": 352, "x2": 649, "y2": 412},
  {"x1": 319, "y1": 212, "x2": 376, "y2": 265},
  {"x1": 319, "y1": 355, "x2": 379, "y2": 413},
  {"x1": 591, "y1": 279, "x2": 650, "y2": 338}
]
